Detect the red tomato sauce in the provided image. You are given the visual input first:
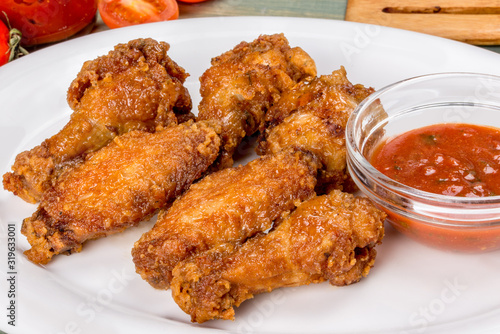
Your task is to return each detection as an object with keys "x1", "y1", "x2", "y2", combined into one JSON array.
[
  {"x1": 385, "y1": 210, "x2": 500, "y2": 253},
  {"x1": 371, "y1": 123, "x2": 500, "y2": 197}
]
